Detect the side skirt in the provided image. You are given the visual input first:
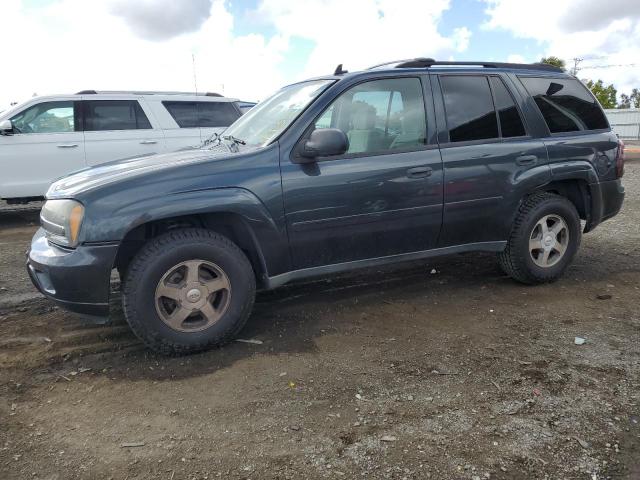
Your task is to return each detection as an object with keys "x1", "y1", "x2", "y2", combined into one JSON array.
[{"x1": 265, "y1": 241, "x2": 507, "y2": 289}]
